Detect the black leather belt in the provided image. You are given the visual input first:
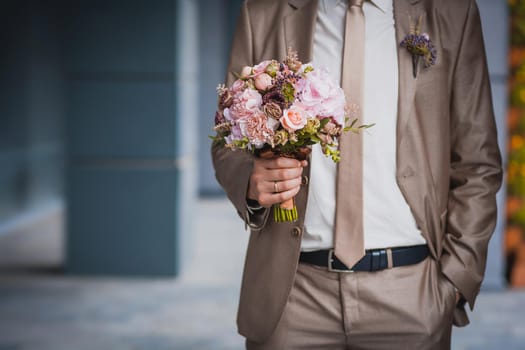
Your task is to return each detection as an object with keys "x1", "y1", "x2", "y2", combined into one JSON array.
[{"x1": 299, "y1": 245, "x2": 429, "y2": 272}]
